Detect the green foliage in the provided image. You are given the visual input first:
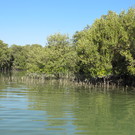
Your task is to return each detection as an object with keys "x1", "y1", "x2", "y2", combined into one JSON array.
[
  {"x1": 10, "y1": 45, "x2": 29, "y2": 70},
  {"x1": 45, "y1": 33, "x2": 77, "y2": 78},
  {"x1": 74, "y1": 8, "x2": 135, "y2": 78},
  {"x1": 0, "y1": 7, "x2": 134, "y2": 81},
  {"x1": 0, "y1": 40, "x2": 11, "y2": 71},
  {"x1": 26, "y1": 44, "x2": 44, "y2": 73},
  {"x1": 26, "y1": 33, "x2": 77, "y2": 78}
]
